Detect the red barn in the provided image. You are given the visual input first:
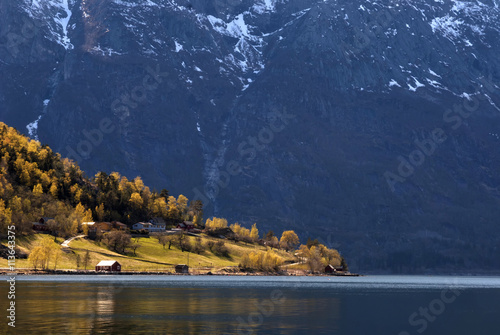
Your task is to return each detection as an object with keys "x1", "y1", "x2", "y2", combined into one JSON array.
[
  {"x1": 177, "y1": 221, "x2": 195, "y2": 231},
  {"x1": 95, "y1": 260, "x2": 121, "y2": 272}
]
